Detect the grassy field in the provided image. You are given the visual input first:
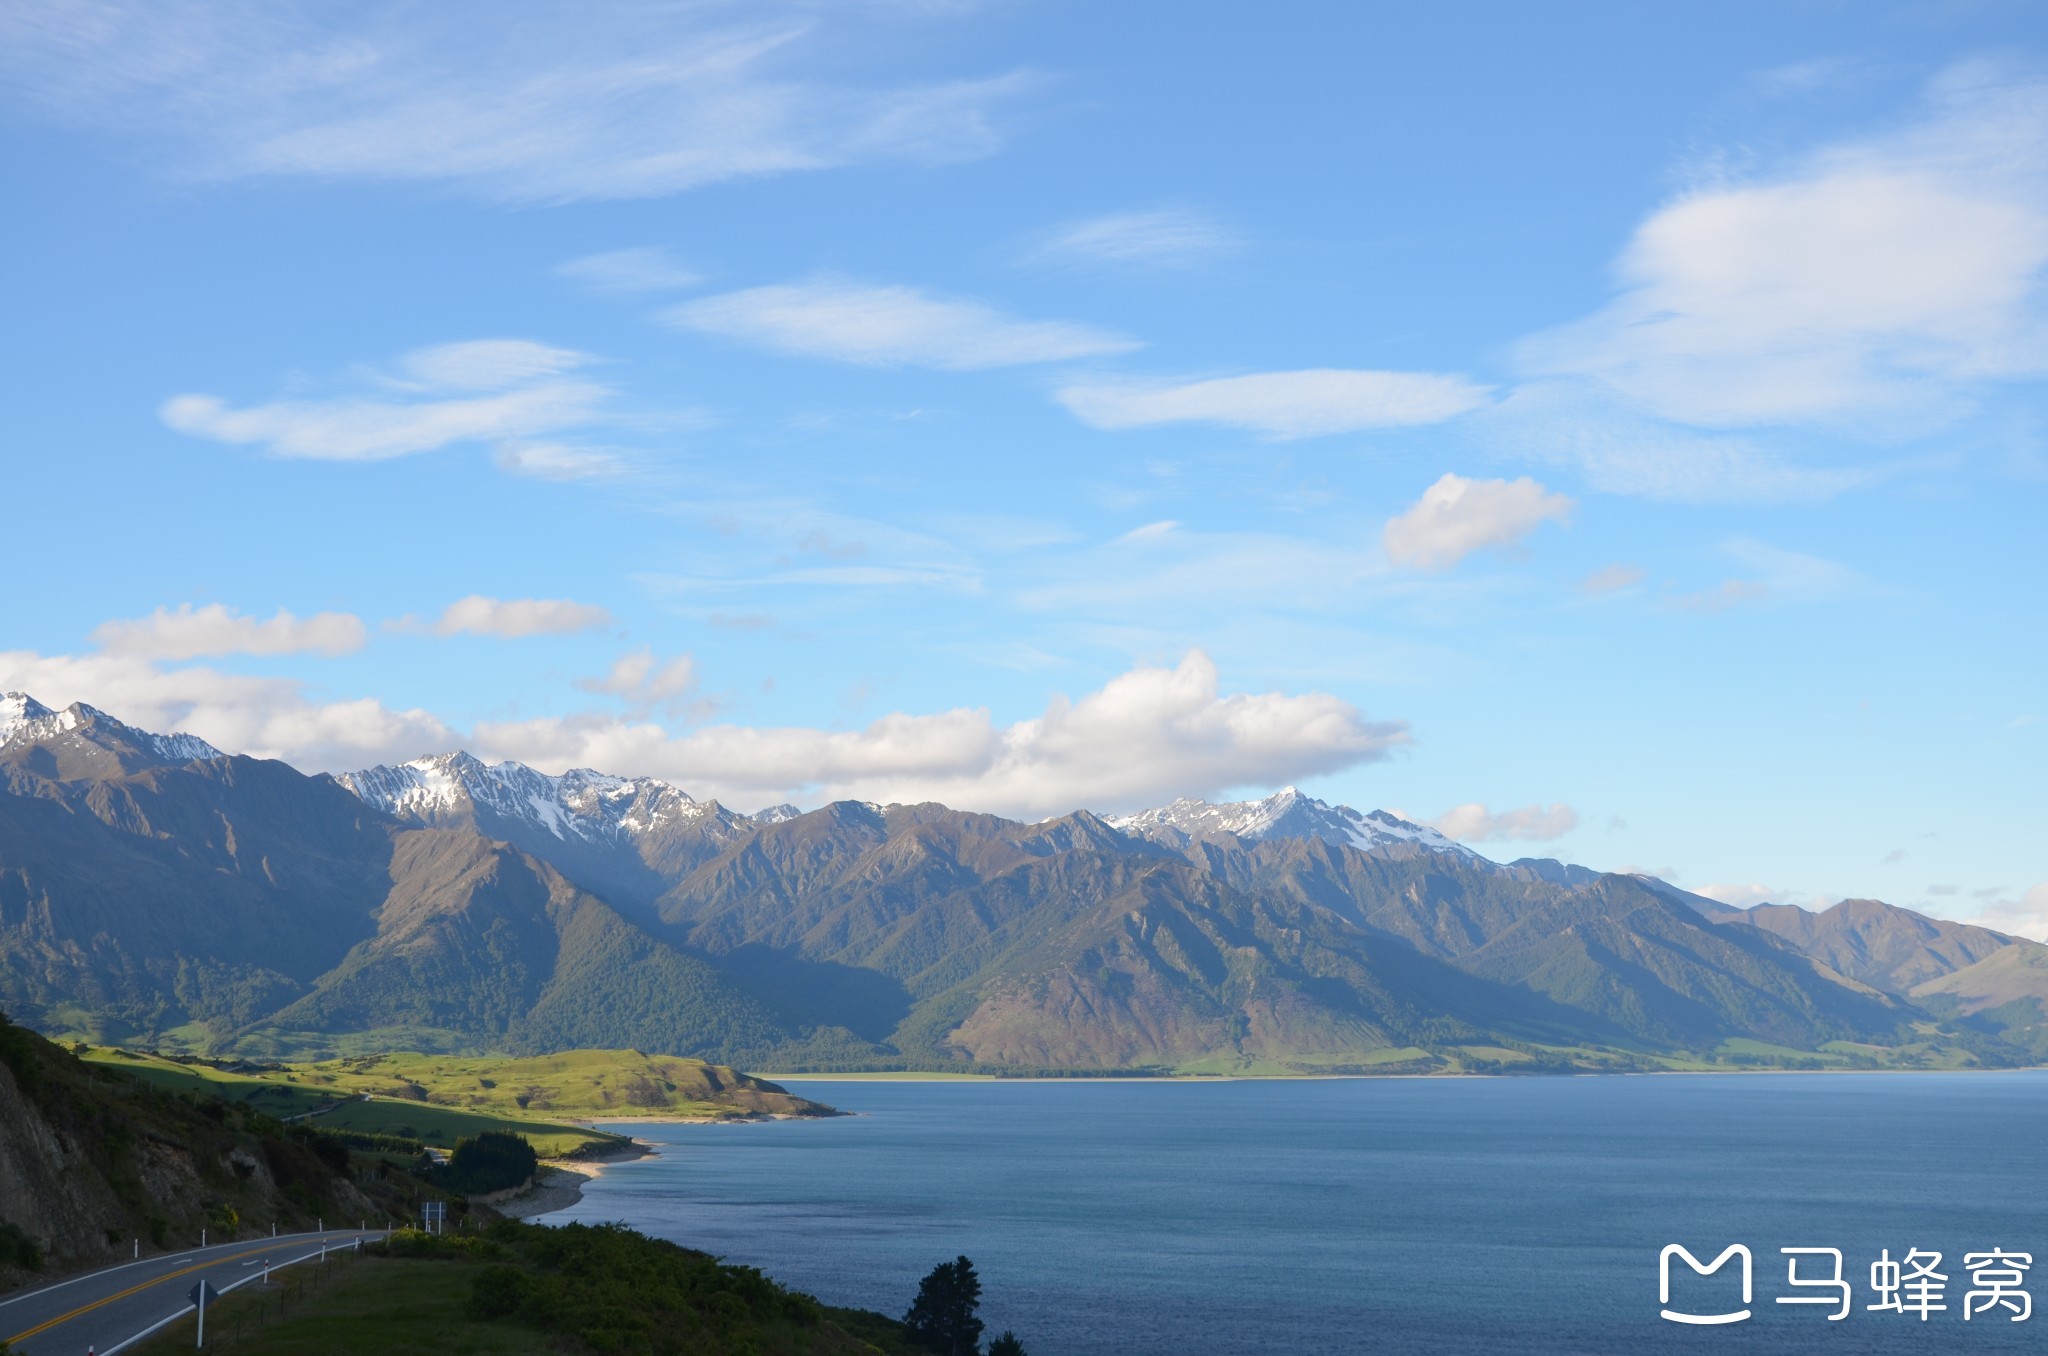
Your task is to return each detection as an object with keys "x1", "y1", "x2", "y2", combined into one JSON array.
[
  {"x1": 135, "y1": 1254, "x2": 551, "y2": 1355},
  {"x1": 80, "y1": 1048, "x2": 625, "y2": 1157},
  {"x1": 136, "y1": 1225, "x2": 922, "y2": 1355},
  {"x1": 81, "y1": 1045, "x2": 826, "y2": 1155},
  {"x1": 284, "y1": 1049, "x2": 799, "y2": 1120}
]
